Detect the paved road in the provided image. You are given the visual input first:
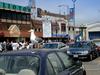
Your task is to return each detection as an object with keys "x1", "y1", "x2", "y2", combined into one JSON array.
[{"x1": 83, "y1": 57, "x2": 100, "y2": 75}]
